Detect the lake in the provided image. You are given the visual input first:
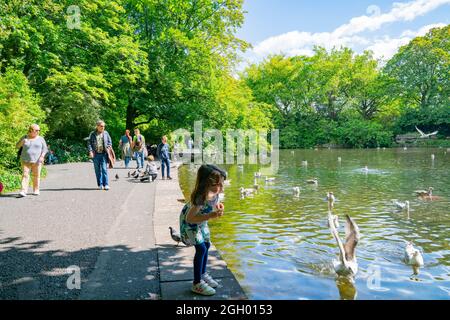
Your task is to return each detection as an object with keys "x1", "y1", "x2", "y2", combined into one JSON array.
[{"x1": 178, "y1": 148, "x2": 450, "y2": 300}]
